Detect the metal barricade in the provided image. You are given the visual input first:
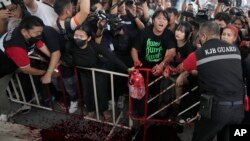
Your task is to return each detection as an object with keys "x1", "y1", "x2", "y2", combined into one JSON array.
[
  {"x1": 6, "y1": 64, "x2": 200, "y2": 140},
  {"x1": 128, "y1": 68, "x2": 200, "y2": 141},
  {"x1": 6, "y1": 65, "x2": 133, "y2": 140}
]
